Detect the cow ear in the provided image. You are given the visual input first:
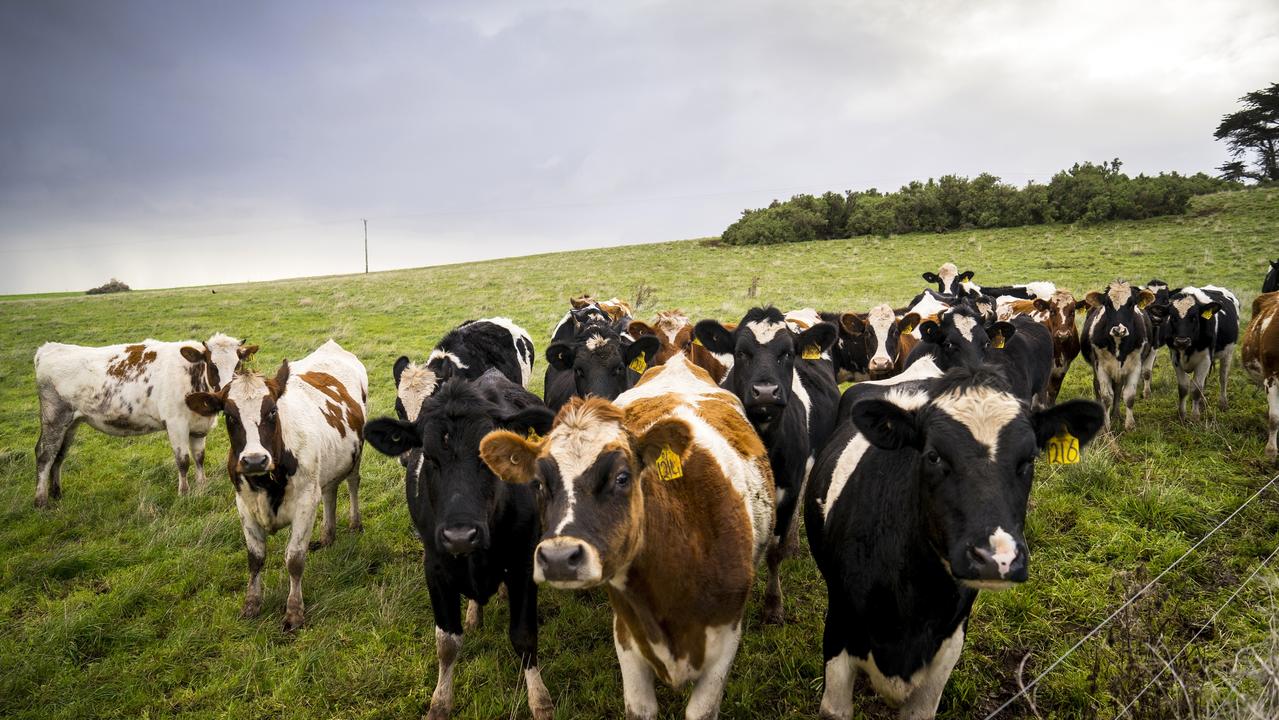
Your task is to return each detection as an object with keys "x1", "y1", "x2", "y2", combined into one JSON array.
[
  {"x1": 1074, "y1": 299, "x2": 1089, "y2": 312},
  {"x1": 238, "y1": 344, "x2": 259, "y2": 360},
  {"x1": 393, "y1": 355, "x2": 411, "y2": 386},
  {"x1": 922, "y1": 272, "x2": 940, "y2": 284},
  {"x1": 840, "y1": 312, "x2": 866, "y2": 335},
  {"x1": 569, "y1": 295, "x2": 592, "y2": 310},
  {"x1": 479, "y1": 430, "x2": 541, "y2": 485},
  {"x1": 627, "y1": 320, "x2": 657, "y2": 339},
  {"x1": 500, "y1": 406, "x2": 556, "y2": 438},
  {"x1": 959, "y1": 270, "x2": 975, "y2": 282},
  {"x1": 919, "y1": 320, "x2": 943, "y2": 344},
  {"x1": 1032, "y1": 400, "x2": 1105, "y2": 451},
  {"x1": 1085, "y1": 292, "x2": 1104, "y2": 309},
  {"x1": 798, "y1": 322, "x2": 837, "y2": 353},
  {"x1": 180, "y1": 346, "x2": 205, "y2": 364},
  {"x1": 624, "y1": 335, "x2": 660, "y2": 368},
  {"x1": 185, "y1": 391, "x2": 224, "y2": 417},
  {"x1": 268, "y1": 360, "x2": 290, "y2": 398},
  {"x1": 897, "y1": 312, "x2": 921, "y2": 335},
  {"x1": 635, "y1": 417, "x2": 693, "y2": 467},
  {"x1": 1145, "y1": 304, "x2": 1169, "y2": 320},
  {"x1": 986, "y1": 321, "x2": 1016, "y2": 348},
  {"x1": 546, "y1": 342, "x2": 575, "y2": 371},
  {"x1": 694, "y1": 320, "x2": 735, "y2": 355},
  {"x1": 851, "y1": 398, "x2": 922, "y2": 450},
  {"x1": 1034, "y1": 299, "x2": 1051, "y2": 312},
  {"x1": 1137, "y1": 290, "x2": 1155, "y2": 309},
  {"x1": 365, "y1": 417, "x2": 421, "y2": 457},
  {"x1": 1200, "y1": 301, "x2": 1221, "y2": 319}
]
